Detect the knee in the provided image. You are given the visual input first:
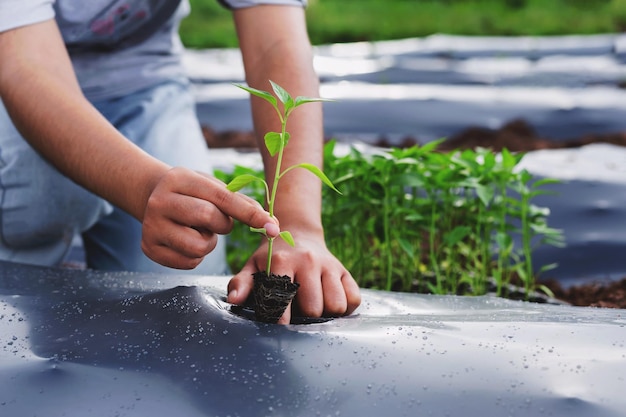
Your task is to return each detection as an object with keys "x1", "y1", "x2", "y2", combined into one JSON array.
[{"x1": 0, "y1": 147, "x2": 110, "y2": 249}]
